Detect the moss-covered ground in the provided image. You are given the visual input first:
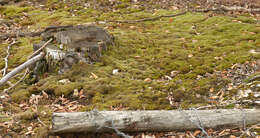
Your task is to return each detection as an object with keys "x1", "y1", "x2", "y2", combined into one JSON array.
[{"x1": 0, "y1": 0, "x2": 259, "y2": 137}]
